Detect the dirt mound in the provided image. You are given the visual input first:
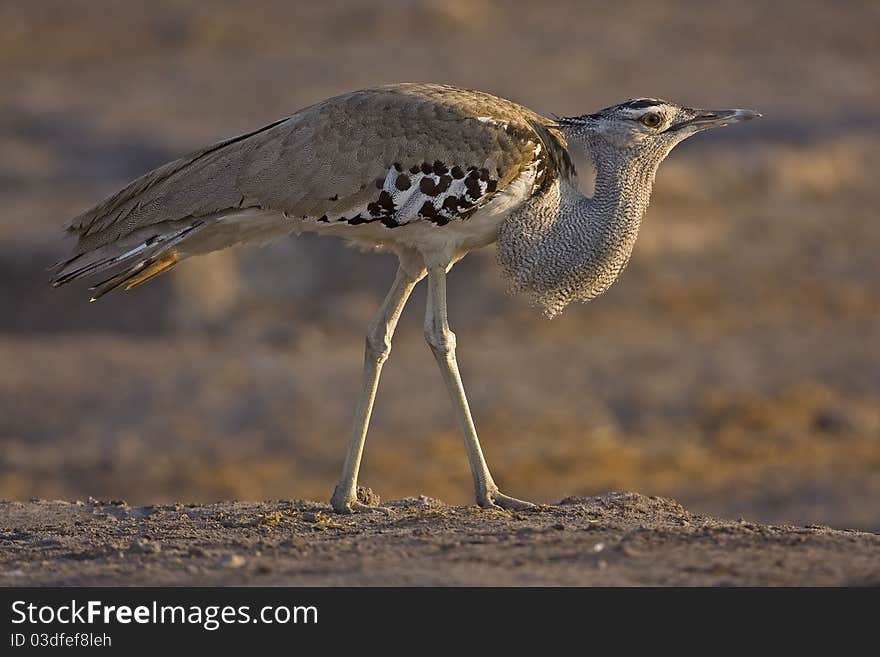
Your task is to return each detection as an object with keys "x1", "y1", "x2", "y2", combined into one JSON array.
[{"x1": 2, "y1": 493, "x2": 877, "y2": 586}]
